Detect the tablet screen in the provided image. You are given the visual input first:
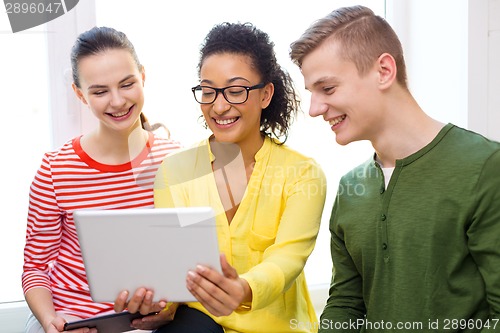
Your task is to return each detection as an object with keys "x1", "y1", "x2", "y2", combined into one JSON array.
[{"x1": 73, "y1": 207, "x2": 221, "y2": 303}]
